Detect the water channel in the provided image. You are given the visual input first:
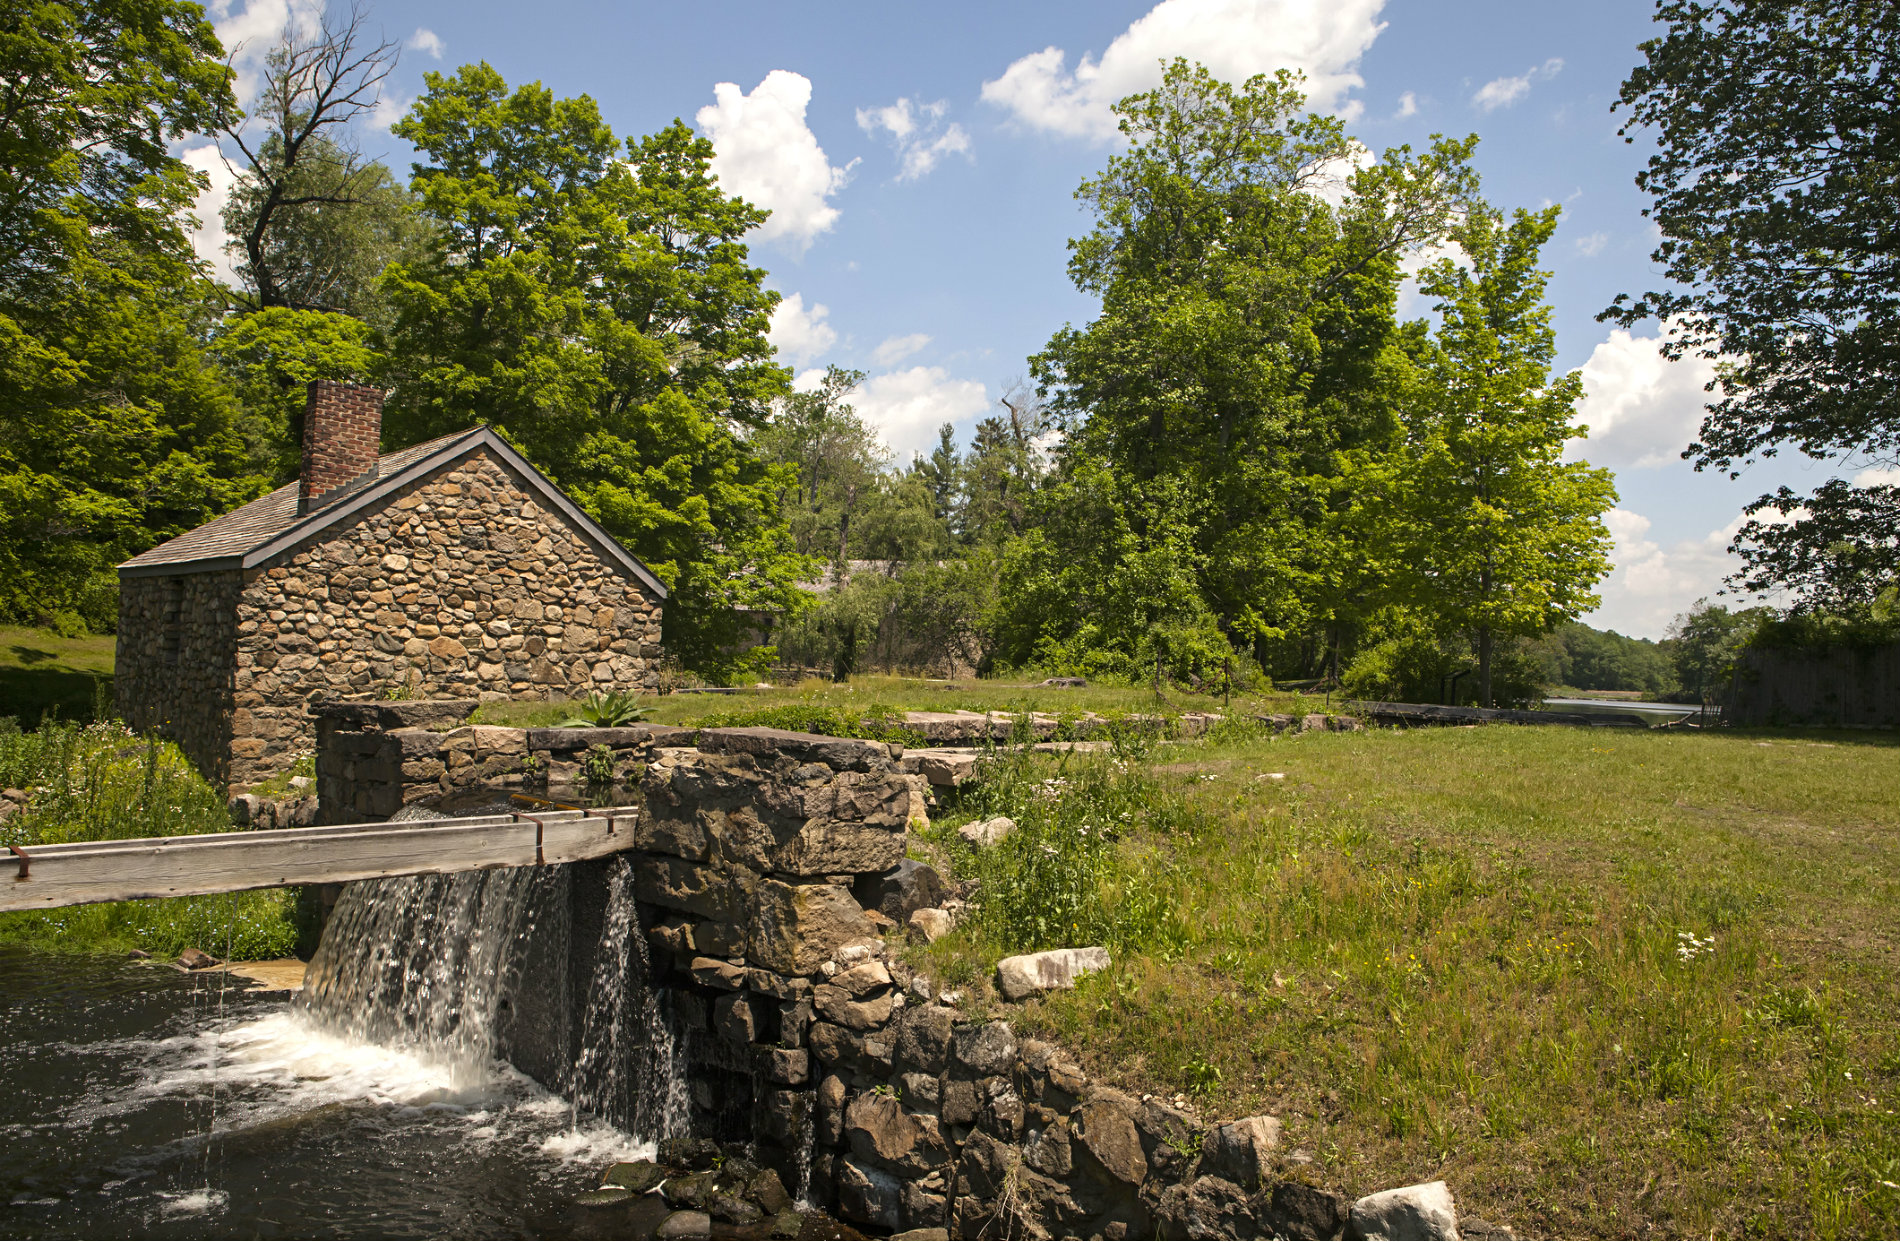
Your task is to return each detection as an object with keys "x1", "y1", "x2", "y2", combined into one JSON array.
[{"x1": 0, "y1": 944, "x2": 667, "y2": 1239}]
